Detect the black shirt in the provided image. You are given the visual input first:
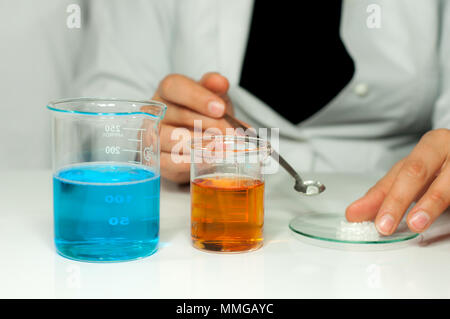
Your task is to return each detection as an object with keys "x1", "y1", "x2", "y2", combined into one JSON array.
[{"x1": 239, "y1": 1, "x2": 355, "y2": 124}]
